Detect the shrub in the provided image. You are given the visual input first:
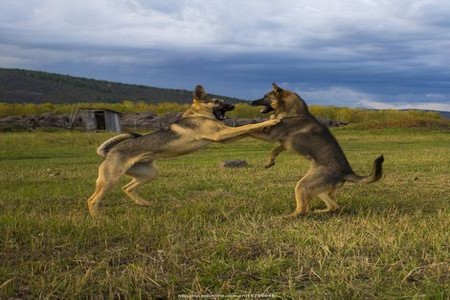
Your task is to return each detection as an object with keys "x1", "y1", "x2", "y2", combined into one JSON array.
[{"x1": 0, "y1": 101, "x2": 447, "y2": 129}]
